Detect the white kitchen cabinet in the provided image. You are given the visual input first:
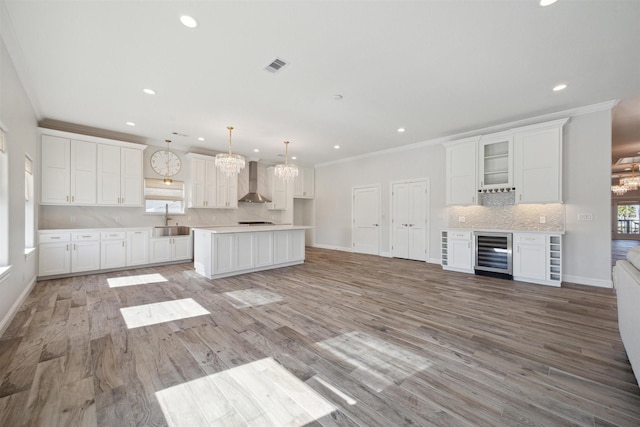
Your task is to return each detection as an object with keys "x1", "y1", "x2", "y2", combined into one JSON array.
[
  {"x1": 444, "y1": 137, "x2": 478, "y2": 206},
  {"x1": 274, "y1": 229, "x2": 305, "y2": 264},
  {"x1": 513, "y1": 233, "x2": 562, "y2": 286},
  {"x1": 96, "y1": 144, "x2": 144, "y2": 206},
  {"x1": 514, "y1": 119, "x2": 567, "y2": 204},
  {"x1": 391, "y1": 180, "x2": 427, "y2": 261},
  {"x1": 127, "y1": 230, "x2": 150, "y2": 266},
  {"x1": 212, "y1": 233, "x2": 255, "y2": 274},
  {"x1": 293, "y1": 167, "x2": 314, "y2": 199},
  {"x1": 255, "y1": 231, "x2": 274, "y2": 267},
  {"x1": 100, "y1": 231, "x2": 127, "y2": 269},
  {"x1": 71, "y1": 232, "x2": 100, "y2": 273},
  {"x1": 41, "y1": 136, "x2": 96, "y2": 205},
  {"x1": 38, "y1": 233, "x2": 72, "y2": 276},
  {"x1": 187, "y1": 154, "x2": 217, "y2": 208},
  {"x1": 266, "y1": 166, "x2": 288, "y2": 210},
  {"x1": 215, "y1": 169, "x2": 238, "y2": 208},
  {"x1": 478, "y1": 131, "x2": 513, "y2": 190},
  {"x1": 441, "y1": 230, "x2": 474, "y2": 273},
  {"x1": 150, "y1": 236, "x2": 192, "y2": 263}
]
